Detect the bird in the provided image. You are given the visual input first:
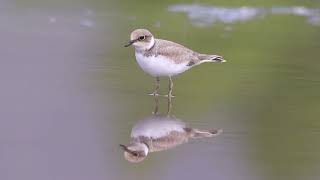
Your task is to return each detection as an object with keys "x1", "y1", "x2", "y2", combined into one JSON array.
[
  {"x1": 124, "y1": 28, "x2": 226, "y2": 97},
  {"x1": 119, "y1": 115, "x2": 222, "y2": 163}
]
